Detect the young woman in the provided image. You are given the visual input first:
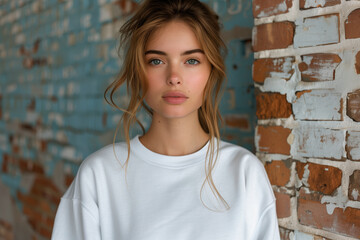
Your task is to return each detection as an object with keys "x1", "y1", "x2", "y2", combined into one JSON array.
[{"x1": 51, "y1": 0, "x2": 280, "y2": 239}]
